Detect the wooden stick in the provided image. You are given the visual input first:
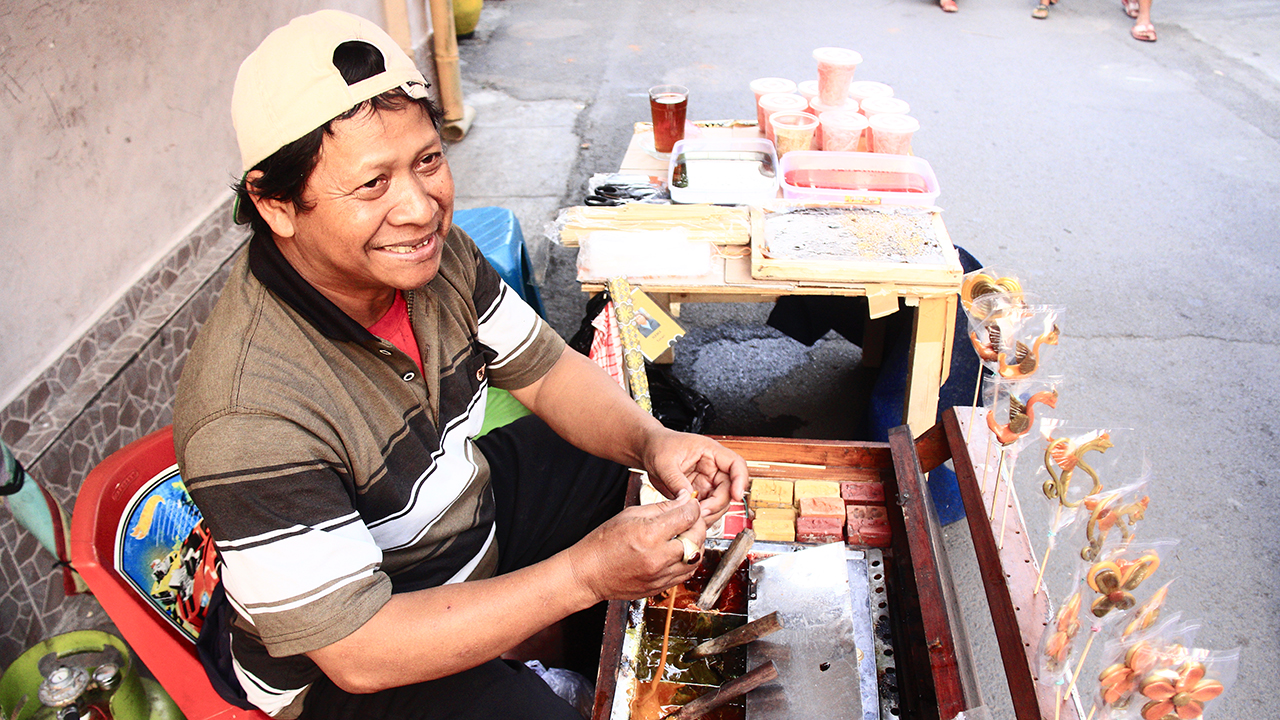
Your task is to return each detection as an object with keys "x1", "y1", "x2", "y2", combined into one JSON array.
[
  {"x1": 997, "y1": 457, "x2": 1015, "y2": 550},
  {"x1": 745, "y1": 460, "x2": 826, "y2": 470},
  {"x1": 663, "y1": 661, "x2": 779, "y2": 720},
  {"x1": 967, "y1": 364, "x2": 984, "y2": 443},
  {"x1": 695, "y1": 529, "x2": 755, "y2": 611},
  {"x1": 683, "y1": 611, "x2": 784, "y2": 661},
  {"x1": 988, "y1": 448, "x2": 1006, "y2": 520},
  {"x1": 1033, "y1": 504, "x2": 1063, "y2": 595},
  {"x1": 979, "y1": 432, "x2": 996, "y2": 495},
  {"x1": 1055, "y1": 685, "x2": 1063, "y2": 720},
  {"x1": 1064, "y1": 629, "x2": 1099, "y2": 703}
]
